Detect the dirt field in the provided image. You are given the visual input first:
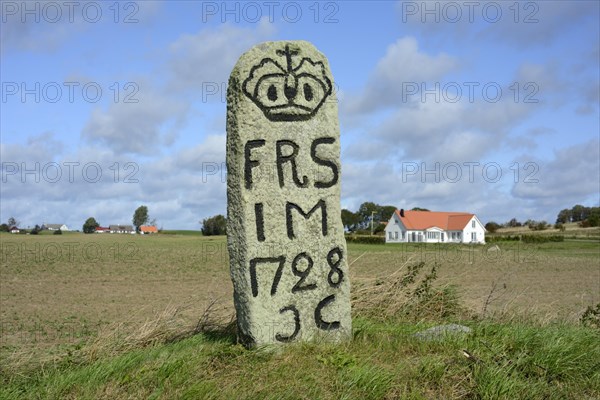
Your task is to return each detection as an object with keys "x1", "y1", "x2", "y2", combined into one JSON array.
[{"x1": 1, "y1": 232, "x2": 598, "y2": 364}]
